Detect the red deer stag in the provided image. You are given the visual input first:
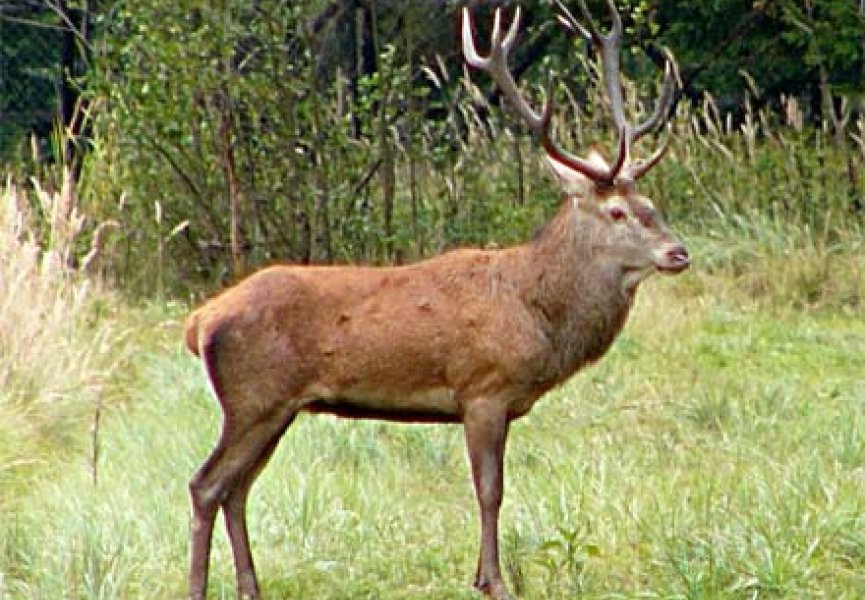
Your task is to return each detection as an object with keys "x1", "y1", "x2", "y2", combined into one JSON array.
[{"x1": 184, "y1": 1, "x2": 688, "y2": 598}]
